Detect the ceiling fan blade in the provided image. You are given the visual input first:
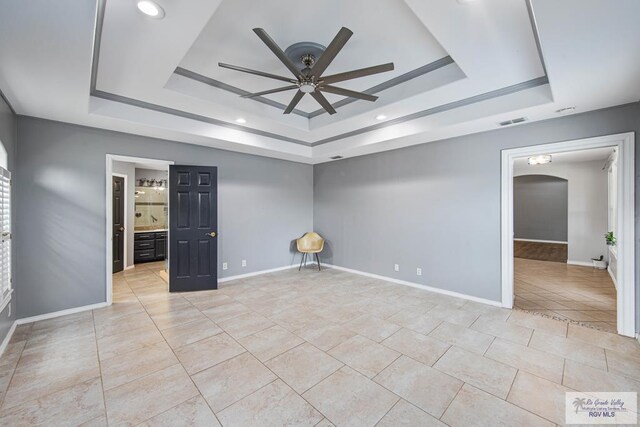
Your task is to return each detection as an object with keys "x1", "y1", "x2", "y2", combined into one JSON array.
[
  {"x1": 253, "y1": 28, "x2": 301, "y2": 78},
  {"x1": 284, "y1": 90, "x2": 305, "y2": 114},
  {"x1": 320, "y1": 63, "x2": 395, "y2": 85},
  {"x1": 320, "y1": 85, "x2": 378, "y2": 101},
  {"x1": 219, "y1": 63, "x2": 297, "y2": 84},
  {"x1": 311, "y1": 27, "x2": 353, "y2": 77},
  {"x1": 311, "y1": 91, "x2": 337, "y2": 115},
  {"x1": 241, "y1": 85, "x2": 299, "y2": 98}
]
